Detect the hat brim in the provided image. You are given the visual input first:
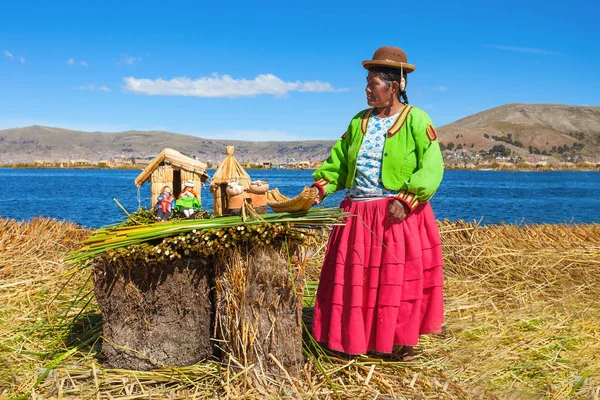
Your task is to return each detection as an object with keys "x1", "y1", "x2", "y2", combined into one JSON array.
[{"x1": 362, "y1": 60, "x2": 416, "y2": 73}]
